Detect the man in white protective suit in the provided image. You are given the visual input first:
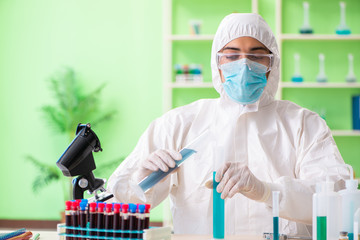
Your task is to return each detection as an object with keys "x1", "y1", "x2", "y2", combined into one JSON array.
[{"x1": 107, "y1": 13, "x2": 349, "y2": 236}]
